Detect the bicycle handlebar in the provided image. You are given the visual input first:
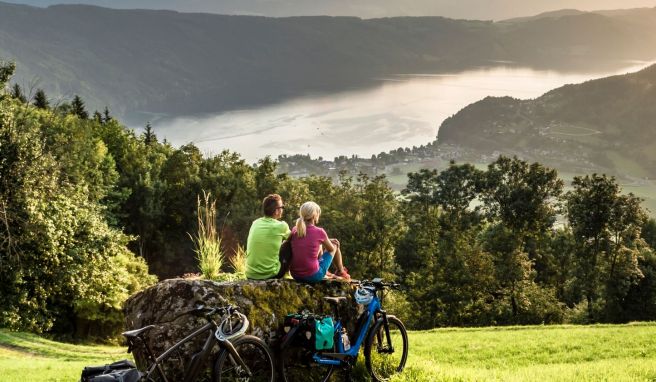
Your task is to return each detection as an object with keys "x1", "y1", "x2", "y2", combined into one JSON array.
[
  {"x1": 352, "y1": 279, "x2": 402, "y2": 290},
  {"x1": 189, "y1": 304, "x2": 239, "y2": 320}
]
